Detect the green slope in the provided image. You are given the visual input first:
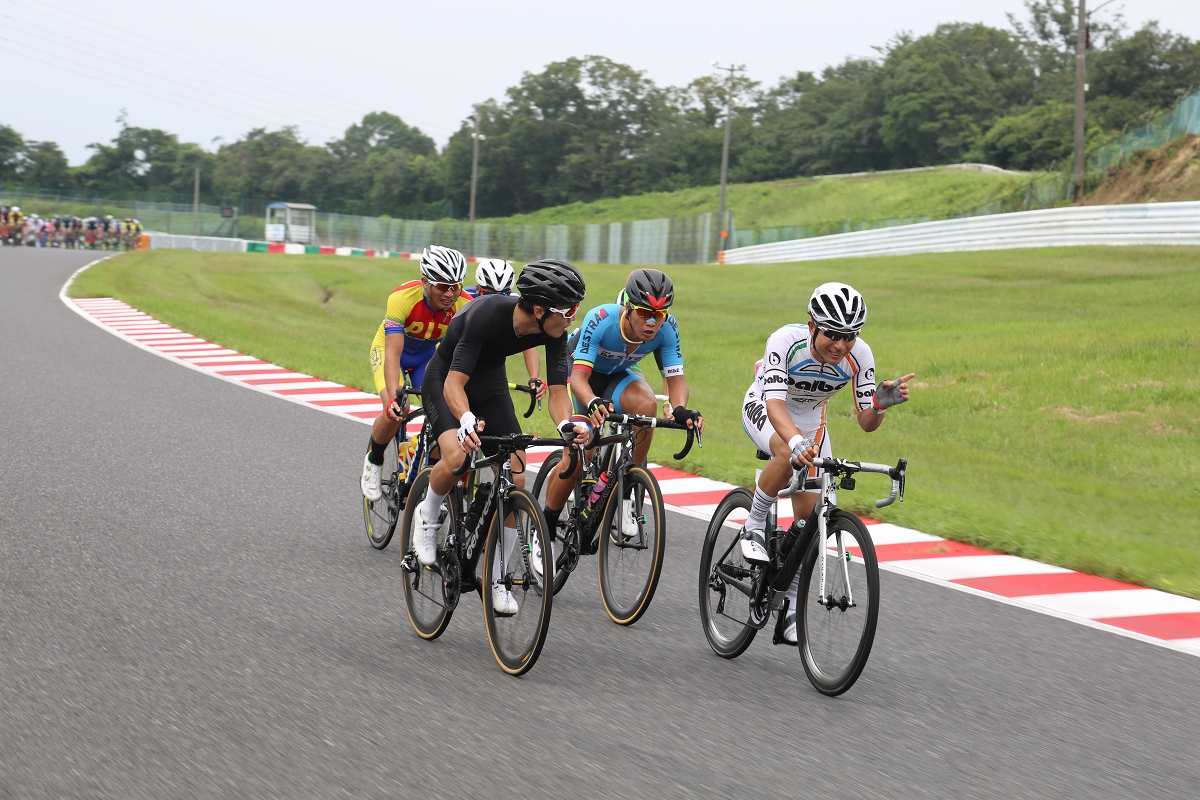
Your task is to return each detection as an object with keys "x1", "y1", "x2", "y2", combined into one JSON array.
[{"x1": 481, "y1": 167, "x2": 1039, "y2": 230}]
